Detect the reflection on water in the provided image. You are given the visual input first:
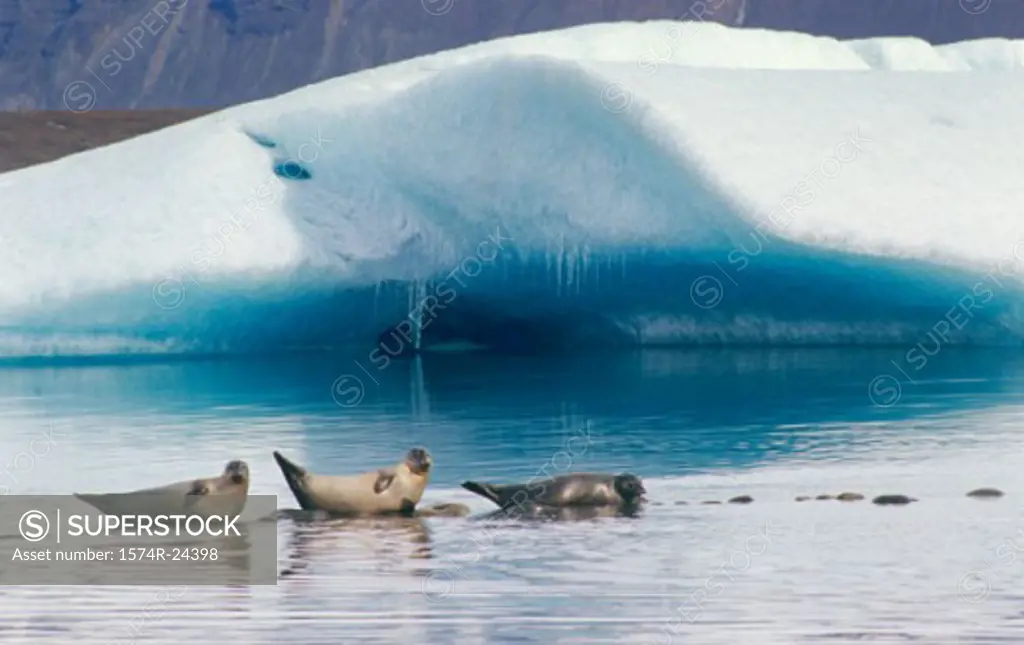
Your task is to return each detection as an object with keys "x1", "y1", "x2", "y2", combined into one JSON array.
[
  {"x1": 0, "y1": 349, "x2": 1023, "y2": 642},
  {"x1": 478, "y1": 504, "x2": 646, "y2": 523},
  {"x1": 279, "y1": 511, "x2": 435, "y2": 579}
]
